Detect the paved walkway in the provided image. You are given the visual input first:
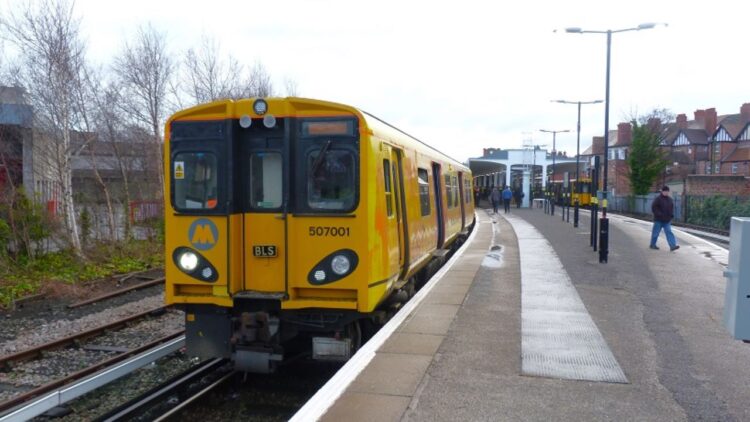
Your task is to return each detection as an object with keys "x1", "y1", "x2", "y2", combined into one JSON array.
[{"x1": 304, "y1": 206, "x2": 748, "y2": 421}]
